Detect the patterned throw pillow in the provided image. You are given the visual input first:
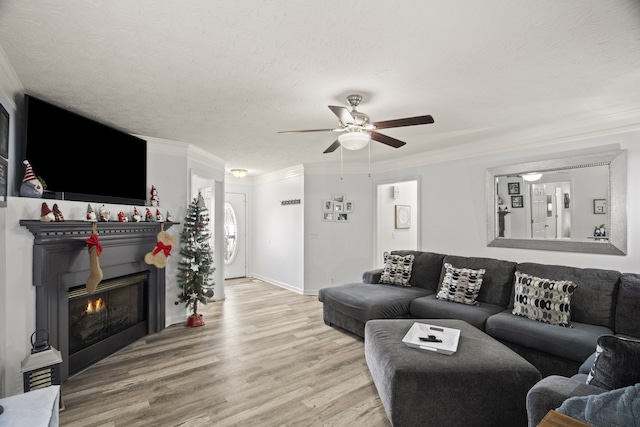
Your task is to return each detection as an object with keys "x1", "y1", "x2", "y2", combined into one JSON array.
[
  {"x1": 379, "y1": 252, "x2": 415, "y2": 287},
  {"x1": 586, "y1": 335, "x2": 640, "y2": 390},
  {"x1": 435, "y1": 263, "x2": 485, "y2": 306},
  {"x1": 511, "y1": 271, "x2": 577, "y2": 327}
]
